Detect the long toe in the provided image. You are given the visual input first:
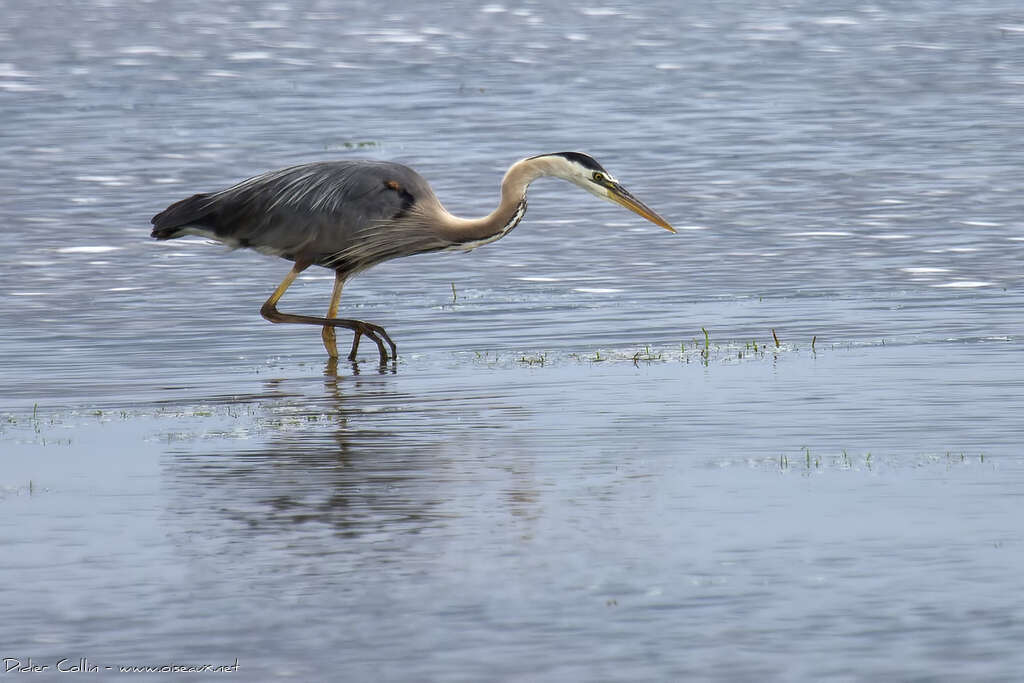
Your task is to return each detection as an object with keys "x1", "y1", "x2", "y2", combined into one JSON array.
[
  {"x1": 365, "y1": 322, "x2": 397, "y2": 359},
  {"x1": 347, "y1": 330, "x2": 362, "y2": 361},
  {"x1": 362, "y1": 327, "x2": 389, "y2": 364},
  {"x1": 378, "y1": 328, "x2": 397, "y2": 359}
]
